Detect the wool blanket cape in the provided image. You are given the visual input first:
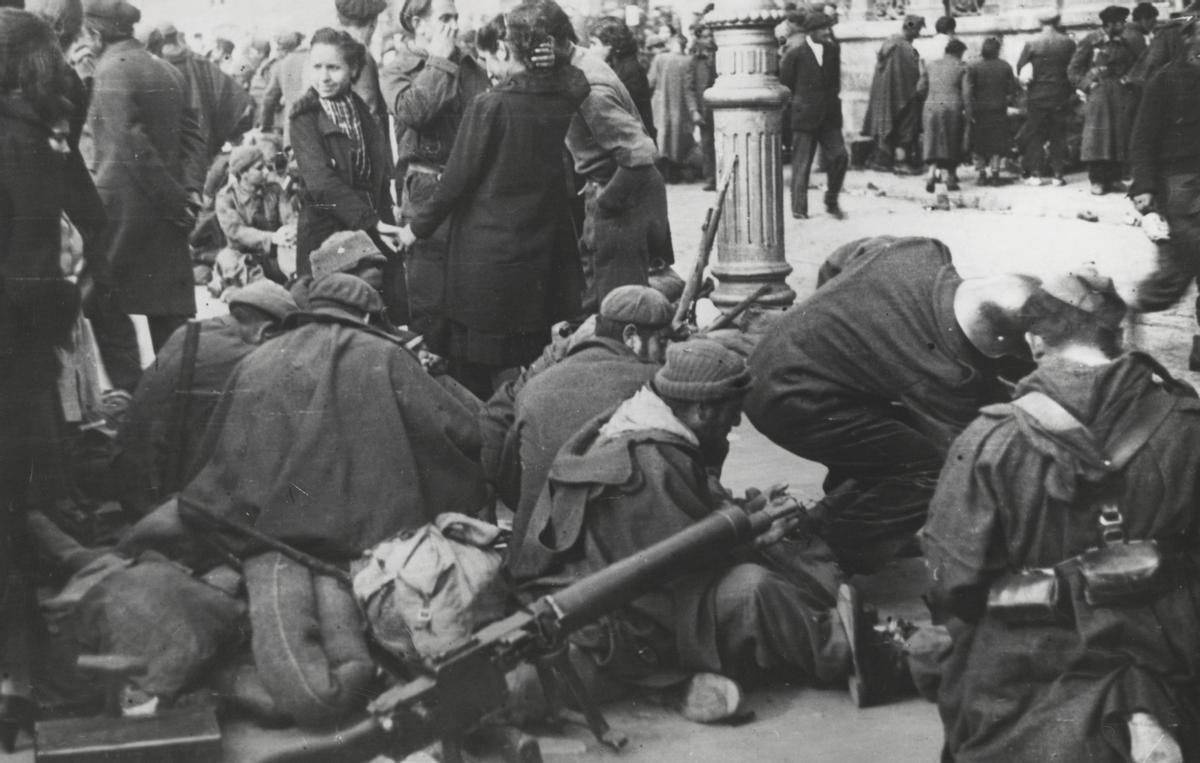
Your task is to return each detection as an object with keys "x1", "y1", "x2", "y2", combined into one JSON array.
[
  {"x1": 863, "y1": 36, "x2": 922, "y2": 144},
  {"x1": 179, "y1": 312, "x2": 488, "y2": 561}
]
